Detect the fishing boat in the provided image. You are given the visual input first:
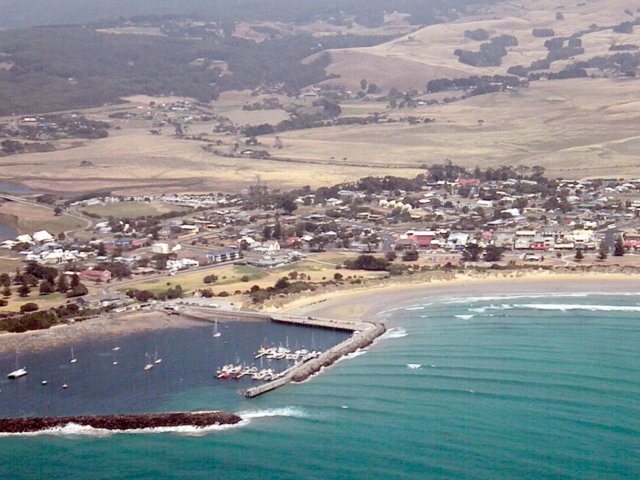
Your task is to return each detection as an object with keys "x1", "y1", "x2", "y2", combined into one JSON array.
[
  {"x1": 7, "y1": 368, "x2": 27, "y2": 379},
  {"x1": 213, "y1": 319, "x2": 221, "y2": 338},
  {"x1": 70, "y1": 348, "x2": 77, "y2": 364},
  {"x1": 112, "y1": 346, "x2": 120, "y2": 352},
  {"x1": 41, "y1": 380, "x2": 48, "y2": 385}
]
